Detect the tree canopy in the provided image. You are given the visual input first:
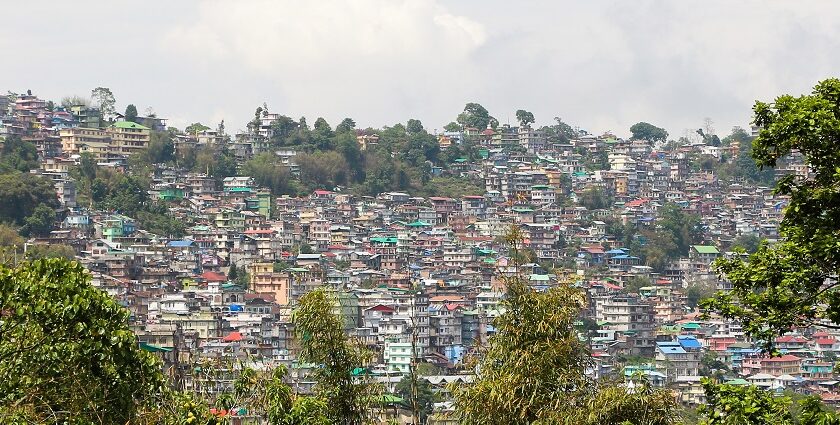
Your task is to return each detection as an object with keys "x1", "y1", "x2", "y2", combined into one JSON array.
[
  {"x1": 515, "y1": 109, "x2": 535, "y2": 127},
  {"x1": 630, "y1": 122, "x2": 669, "y2": 144},
  {"x1": 124, "y1": 104, "x2": 138, "y2": 123},
  {"x1": 292, "y1": 288, "x2": 374, "y2": 424},
  {"x1": 457, "y1": 103, "x2": 491, "y2": 130},
  {"x1": 0, "y1": 259, "x2": 166, "y2": 423},
  {"x1": 703, "y1": 78, "x2": 840, "y2": 352},
  {"x1": 452, "y1": 226, "x2": 675, "y2": 424}
]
